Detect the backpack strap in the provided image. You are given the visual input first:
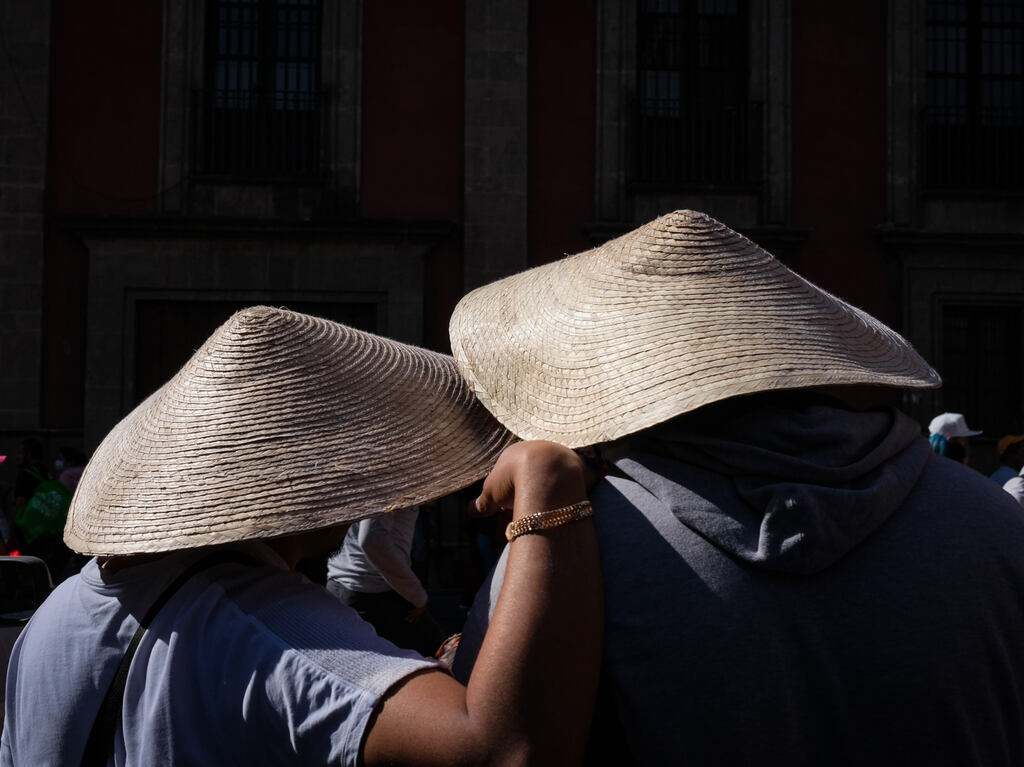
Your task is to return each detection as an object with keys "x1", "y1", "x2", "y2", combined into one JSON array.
[{"x1": 81, "y1": 550, "x2": 262, "y2": 767}]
